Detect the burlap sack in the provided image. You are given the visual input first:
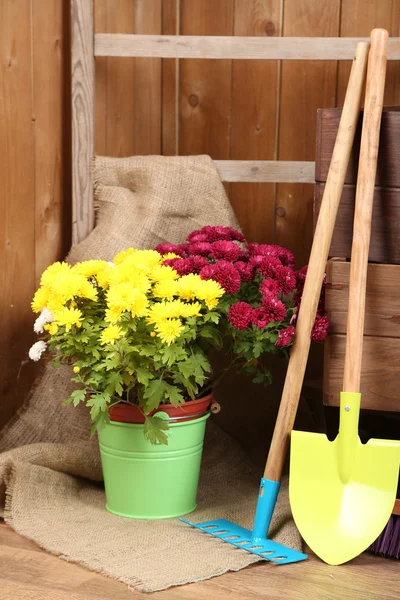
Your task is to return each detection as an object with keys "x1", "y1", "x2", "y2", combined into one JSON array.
[{"x1": 0, "y1": 155, "x2": 302, "y2": 593}]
